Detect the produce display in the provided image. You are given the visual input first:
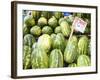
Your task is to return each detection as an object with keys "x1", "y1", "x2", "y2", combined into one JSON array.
[{"x1": 23, "y1": 10, "x2": 91, "y2": 69}]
